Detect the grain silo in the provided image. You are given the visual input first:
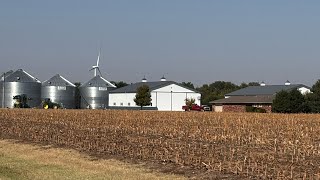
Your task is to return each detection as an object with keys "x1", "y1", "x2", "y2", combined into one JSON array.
[
  {"x1": 80, "y1": 75, "x2": 116, "y2": 109},
  {"x1": 0, "y1": 69, "x2": 41, "y2": 108},
  {"x1": 41, "y1": 74, "x2": 76, "y2": 109},
  {"x1": 0, "y1": 70, "x2": 14, "y2": 108}
]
